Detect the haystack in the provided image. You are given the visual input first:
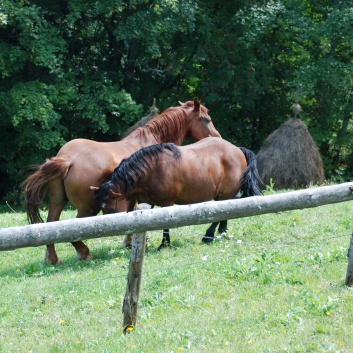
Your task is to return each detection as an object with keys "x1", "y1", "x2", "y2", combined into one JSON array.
[
  {"x1": 256, "y1": 105, "x2": 324, "y2": 190},
  {"x1": 122, "y1": 98, "x2": 159, "y2": 138}
]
